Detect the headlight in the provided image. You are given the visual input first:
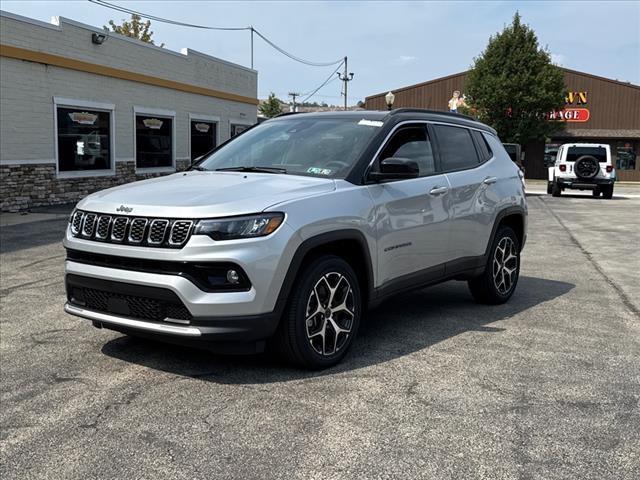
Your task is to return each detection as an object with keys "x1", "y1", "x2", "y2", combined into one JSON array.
[{"x1": 193, "y1": 212, "x2": 284, "y2": 241}]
